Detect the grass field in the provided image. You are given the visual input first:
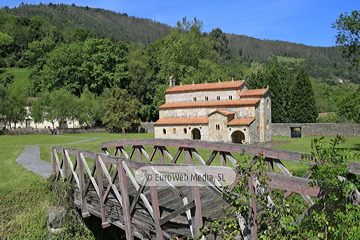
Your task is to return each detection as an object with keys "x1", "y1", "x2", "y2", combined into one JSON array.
[{"x1": 1, "y1": 133, "x2": 359, "y2": 239}]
